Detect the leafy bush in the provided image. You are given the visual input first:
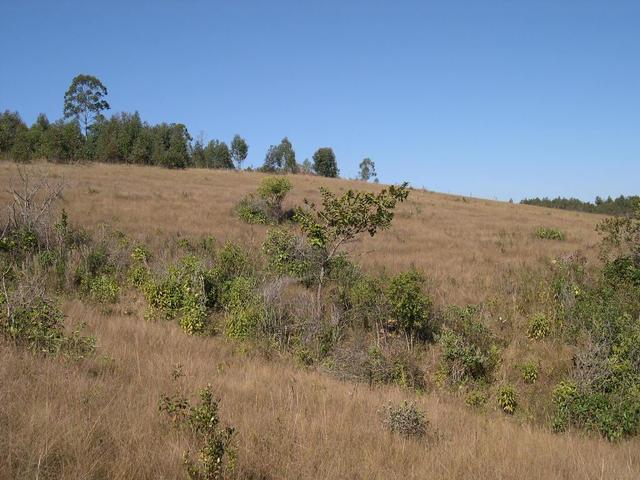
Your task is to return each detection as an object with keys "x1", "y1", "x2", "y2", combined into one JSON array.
[
  {"x1": 438, "y1": 305, "x2": 500, "y2": 385},
  {"x1": 236, "y1": 176, "x2": 293, "y2": 224},
  {"x1": 536, "y1": 227, "x2": 566, "y2": 241},
  {"x1": 262, "y1": 228, "x2": 316, "y2": 281},
  {"x1": 141, "y1": 256, "x2": 213, "y2": 335},
  {"x1": 527, "y1": 312, "x2": 551, "y2": 340},
  {"x1": 348, "y1": 275, "x2": 389, "y2": 331},
  {"x1": 387, "y1": 269, "x2": 432, "y2": 347},
  {"x1": 224, "y1": 276, "x2": 265, "y2": 340},
  {"x1": 497, "y1": 385, "x2": 518, "y2": 414},
  {"x1": 88, "y1": 274, "x2": 120, "y2": 305},
  {"x1": 520, "y1": 360, "x2": 539, "y2": 384},
  {"x1": 160, "y1": 384, "x2": 236, "y2": 480},
  {"x1": 0, "y1": 285, "x2": 95, "y2": 358},
  {"x1": 465, "y1": 390, "x2": 488, "y2": 408},
  {"x1": 381, "y1": 401, "x2": 428, "y2": 438}
]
